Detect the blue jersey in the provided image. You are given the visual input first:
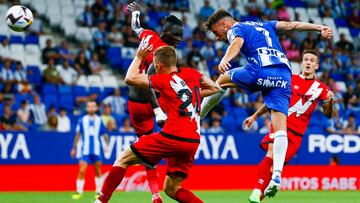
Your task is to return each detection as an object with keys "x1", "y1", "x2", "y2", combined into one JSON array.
[
  {"x1": 227, "y1": 21, "x2": 291, "y2": 70},
  {"x1": 76, "y1": 114, "x2": 107, "y2": 156}
]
